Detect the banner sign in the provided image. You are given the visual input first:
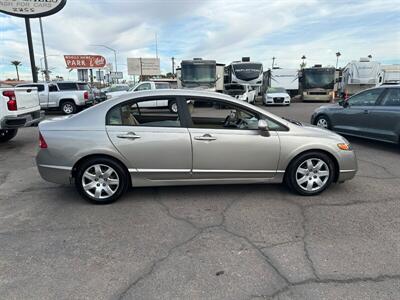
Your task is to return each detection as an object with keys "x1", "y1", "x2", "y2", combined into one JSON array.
[
  {"x1": 0, "y1": 0, "x2": 67, "y2": 18},
  {"x1": 127, "y1": 58, "x2": 160, "y2": 76},
  {"x1": 64, "y1": 55, "x2": 107, "y2": 69}
]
